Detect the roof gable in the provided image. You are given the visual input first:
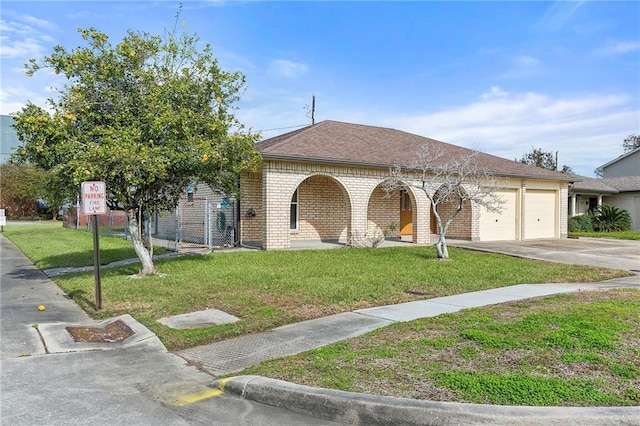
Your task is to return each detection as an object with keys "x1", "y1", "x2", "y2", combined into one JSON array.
[
  {"x1": 257, "y1": 120, "x2": 574, "y2": 181},
  {"x1": 597, "y1": 146, "x2": 640, "y2": 171}
]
